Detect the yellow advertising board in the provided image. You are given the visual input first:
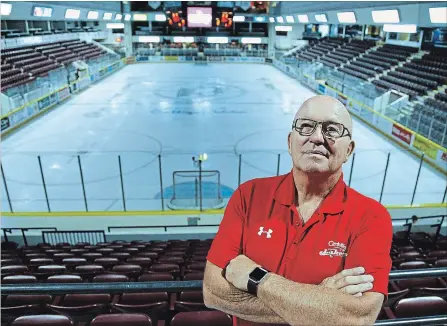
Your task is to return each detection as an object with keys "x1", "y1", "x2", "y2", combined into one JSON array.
[
  {"x1": 164, "y1": 56, "x2": 178, "y2": 61},
  {"x1": 413, "y1": 135, "x2": 438, "y2": 160},
  {"x1": 126, "y1": 56, "x2": 136, "y2": 64}
]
